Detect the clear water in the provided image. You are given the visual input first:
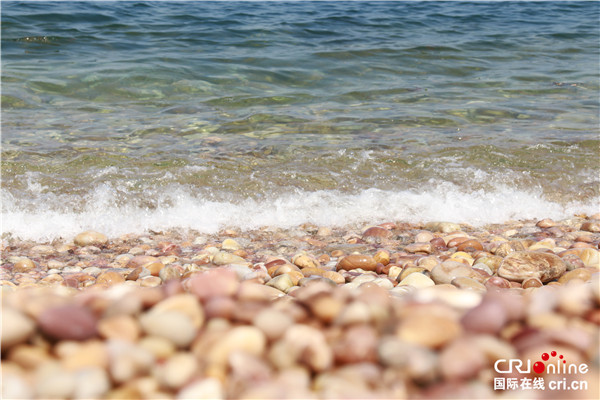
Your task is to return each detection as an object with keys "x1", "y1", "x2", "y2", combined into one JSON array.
[{"x1": 2, "y1": 1, "x2": 599, "y2": 240}]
